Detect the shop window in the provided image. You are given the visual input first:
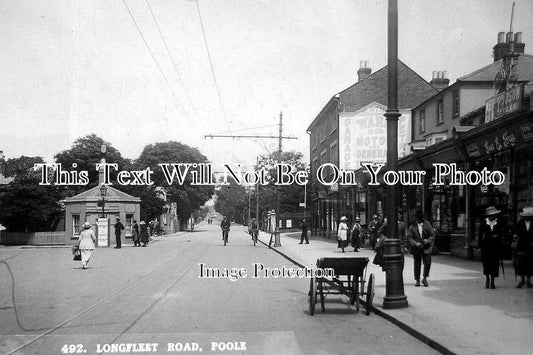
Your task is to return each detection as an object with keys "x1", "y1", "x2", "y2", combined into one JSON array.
[
  {"x1": 72, "y1": 215, "x2": 80, "y2": 236},
  {"x1": 516, "y1": 147, "x2": 533, "y2": 219}
]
